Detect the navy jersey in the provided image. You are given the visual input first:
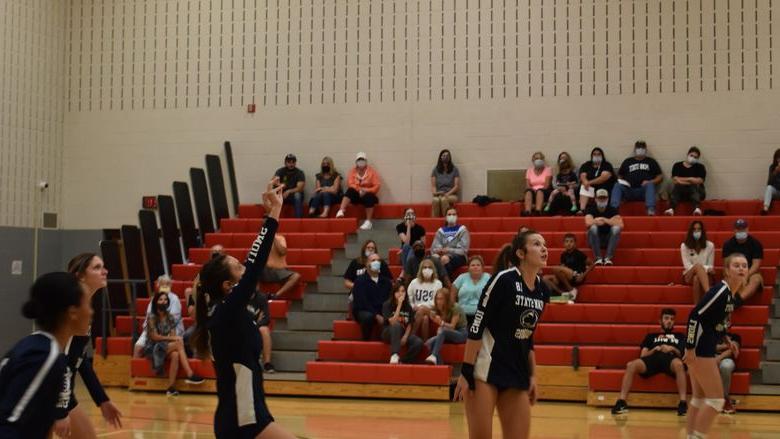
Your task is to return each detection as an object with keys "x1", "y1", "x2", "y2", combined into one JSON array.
[
  {"x1": 63, "y1": 335, "x2": 109, "y2": 411},
  {"x1": 208, "y1": 217, "x2": 278, "y2": 438},
  {"x1": 686, "y1": 281, "x2": 735, "y2": 357},
  {"x1": 0, "y1": 332, "x2": 70, "y2": 439},
  {"x1": 469, "y1": 268, "x2": 550, "y2": 390}
]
